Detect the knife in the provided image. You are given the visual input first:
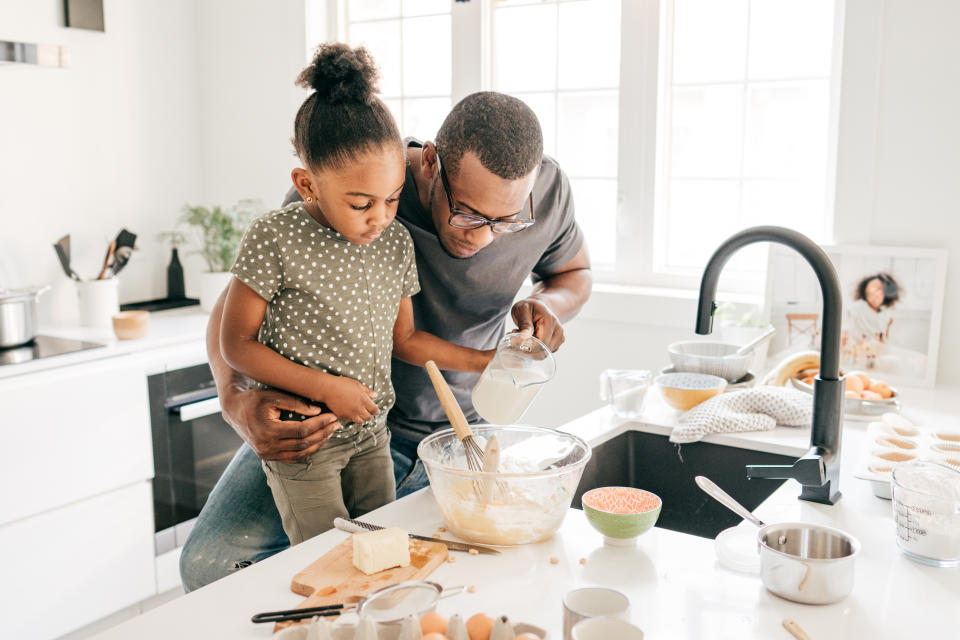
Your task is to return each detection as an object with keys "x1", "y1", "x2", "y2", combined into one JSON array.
[{"x1": 333, "y1": 517, "x2": 500, "y2": 555}]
